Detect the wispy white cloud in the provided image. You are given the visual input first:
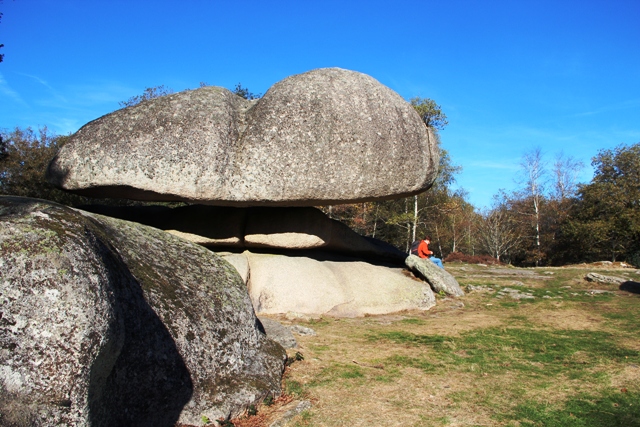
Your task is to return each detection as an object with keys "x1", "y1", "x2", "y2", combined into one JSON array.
[
  {"x1": 569, "y1": 98, "x2": 640, "y2": 118},
  {"x1": 468, "y1": 160, "x2": 520, "y2": 171},
  {"x1": 0, "y1": 73, "x2": 28, "y2": 107},
  {"x1": 47, "y1": 117, "x2": 83, "y2": 135},
  {"x1": 17, "y1": 72, "x2": 68, "y2": 103},
  {"x1": 67, "y1": 80, "x2": 138, "y2": 106}
]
